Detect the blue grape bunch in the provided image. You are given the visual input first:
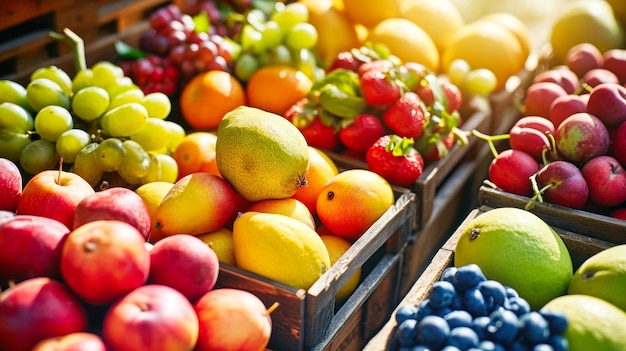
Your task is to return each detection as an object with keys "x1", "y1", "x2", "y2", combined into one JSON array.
[{"x1": 394, "y1": 264, "x2": 568, "y2": 351}]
